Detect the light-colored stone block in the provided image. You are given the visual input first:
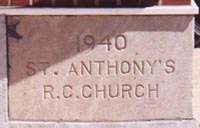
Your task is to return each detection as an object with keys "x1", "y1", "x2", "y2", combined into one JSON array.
[
  {"x1": 194, "y1": 48, "x2": 200, "y2": 122},
  {"x1": 8, "y1": 16, "x2": 194, "y2": 121},
  {"x1": 0, "y1": 16, "x2": 7, "y2": 122}
]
